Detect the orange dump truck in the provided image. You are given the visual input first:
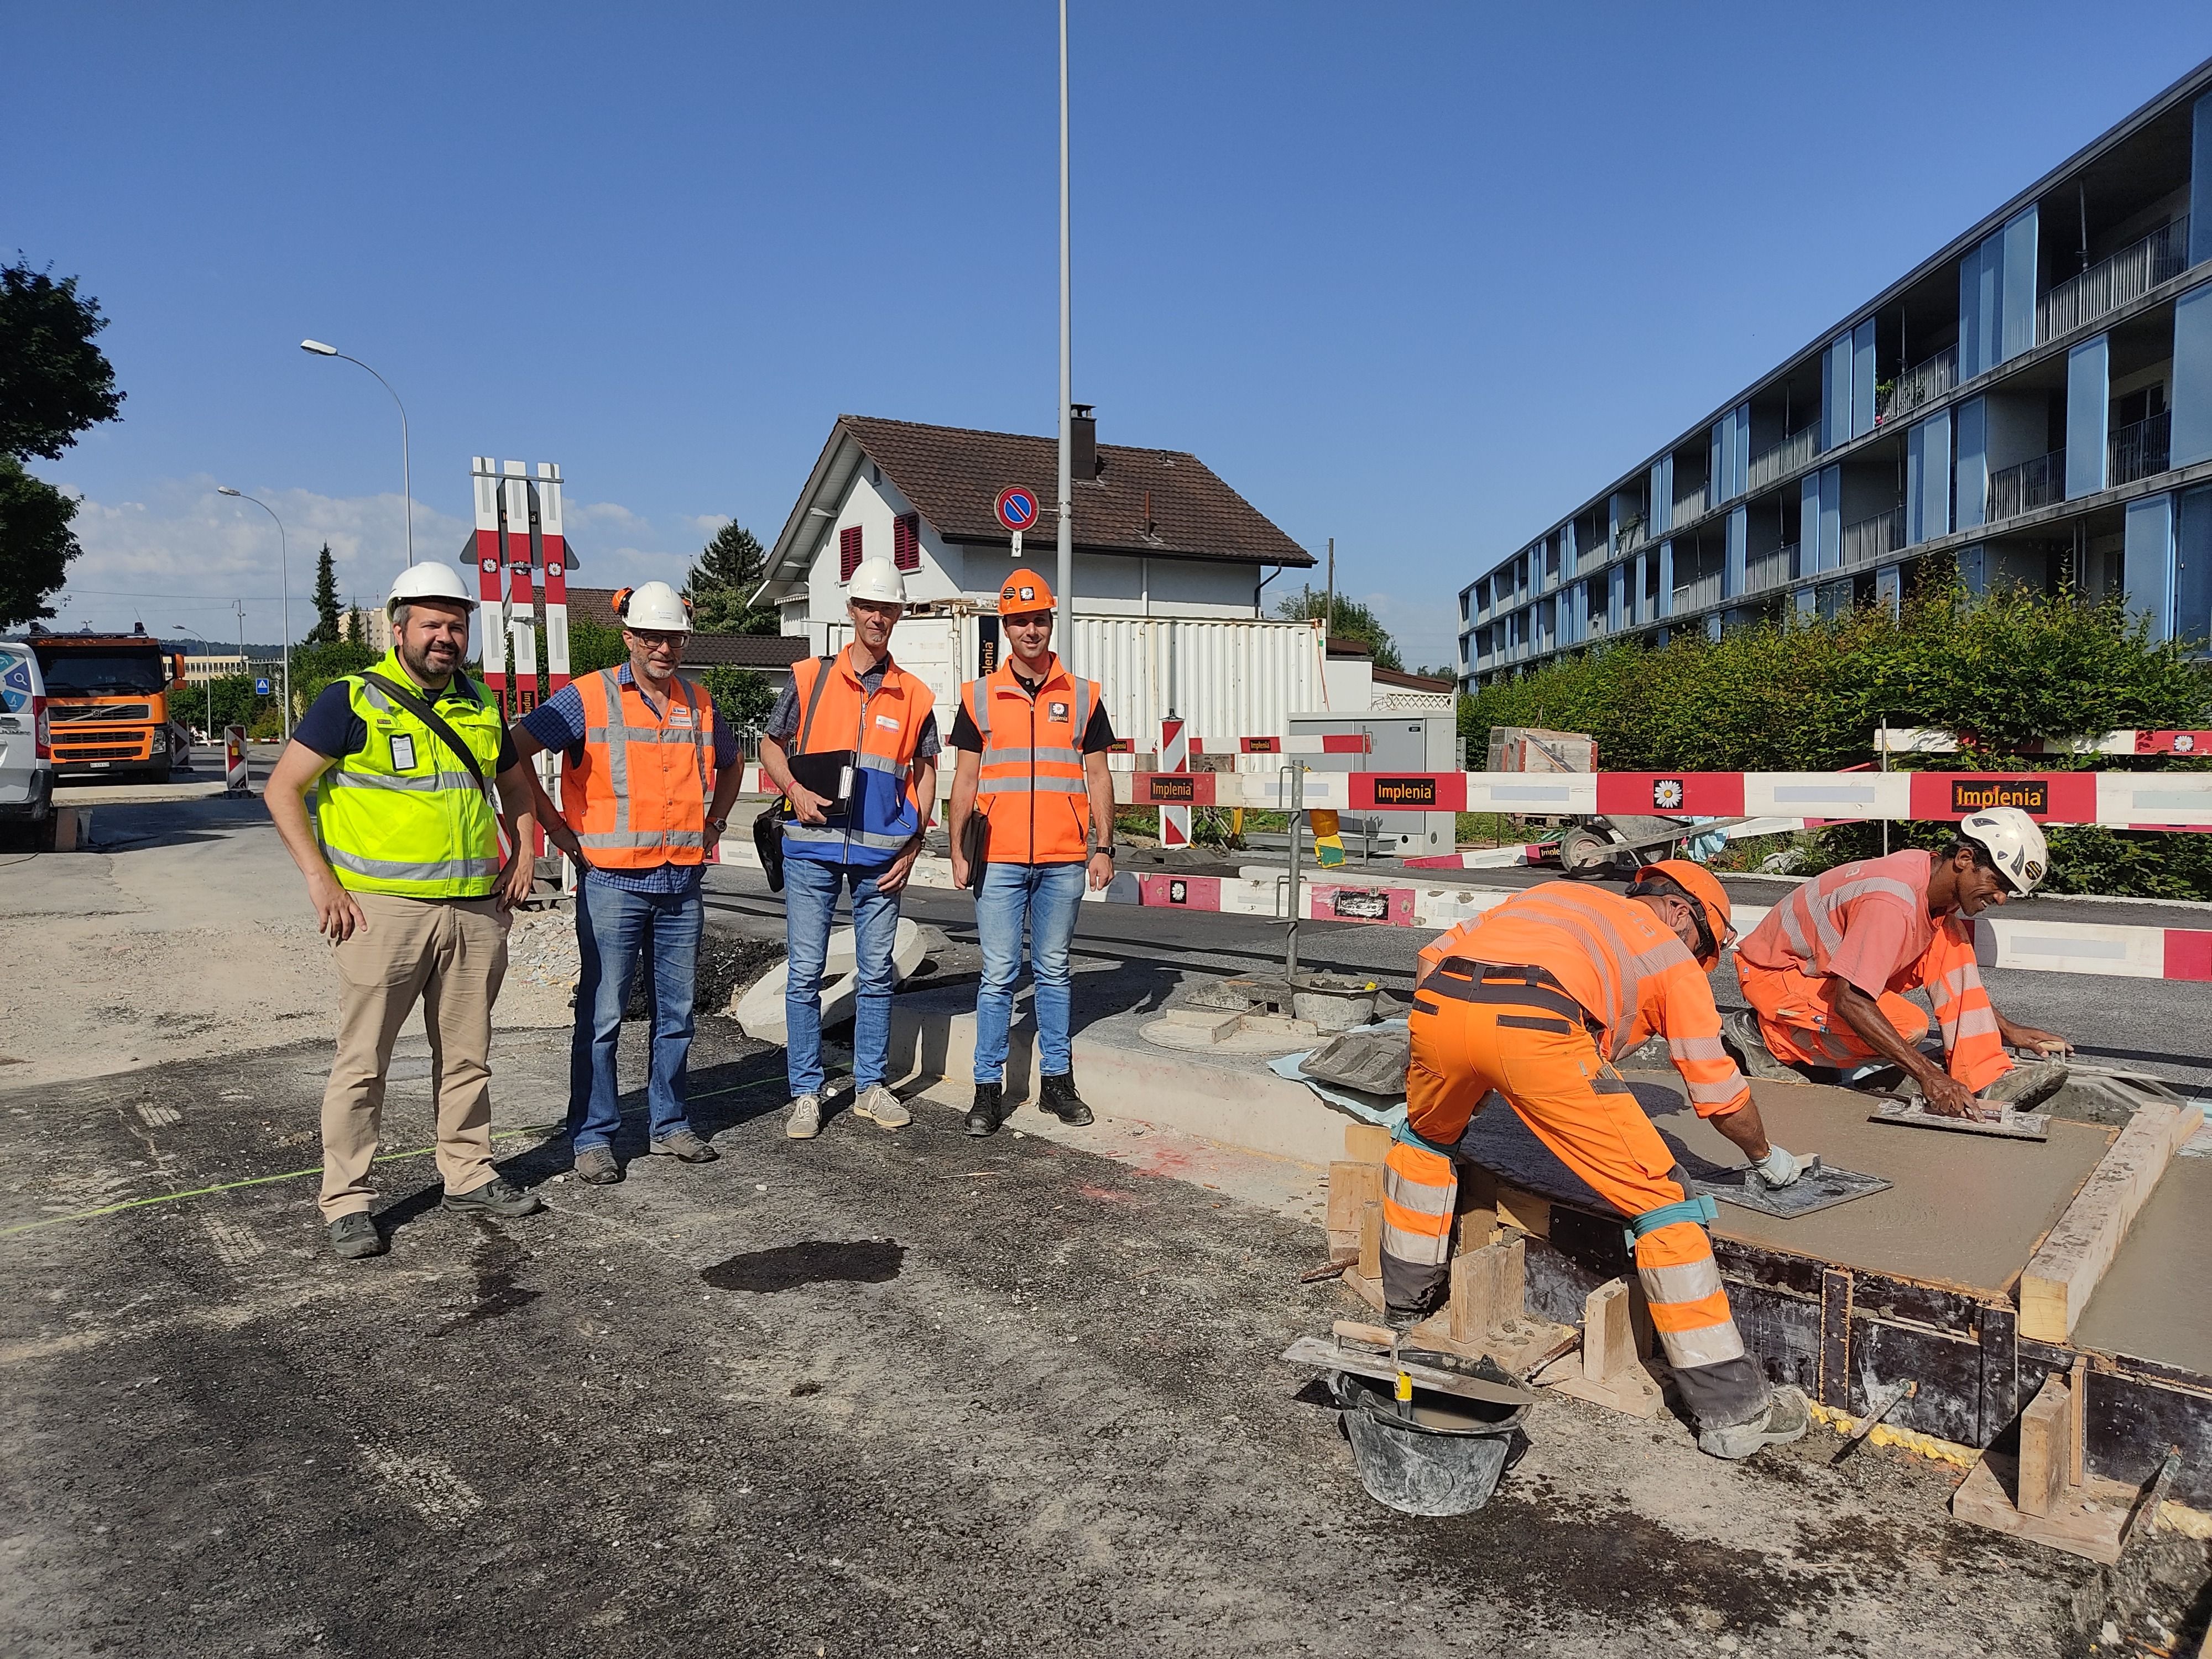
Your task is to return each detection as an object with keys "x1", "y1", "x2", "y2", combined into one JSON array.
[{"x1": 28, "y1": 627, "x2": 189, "y2": 784}]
